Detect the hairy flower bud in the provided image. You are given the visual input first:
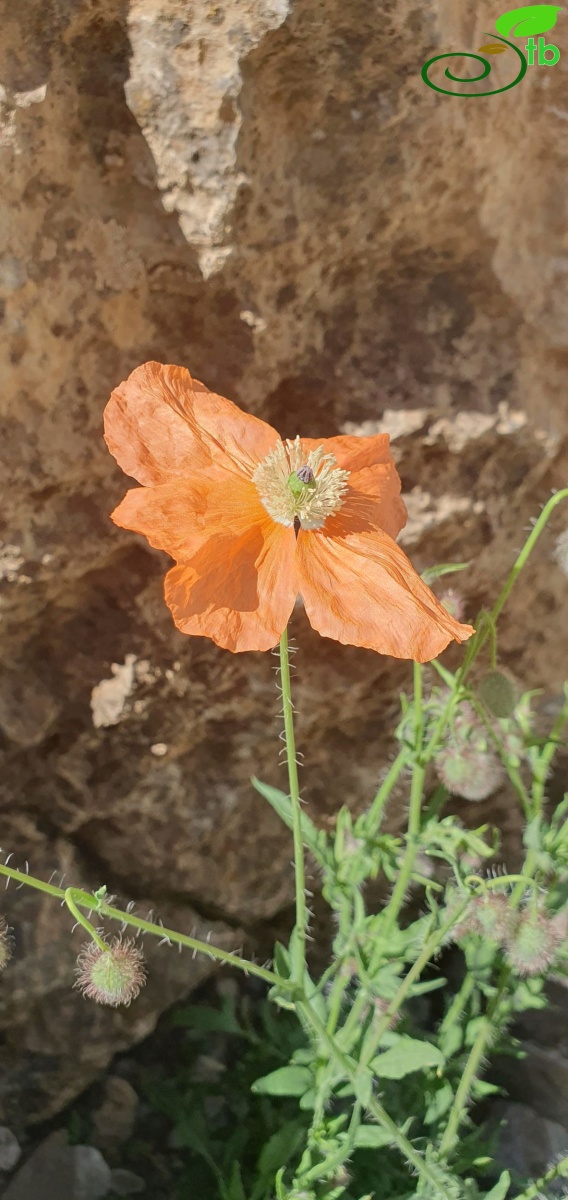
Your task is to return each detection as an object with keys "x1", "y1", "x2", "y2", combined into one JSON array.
[
  {"x1": 466, "y1": 892, "x2": 513, "y2": 943},
  {"x1": 75, "y1": 937, "x2": 146, "y2": 1007},
  {"x1": 504, "y1": 908, "x2": 565, "y2": 977},
  {"x1": 435, "y1": 743, "x2": 505, "y2": 801},
  {"x1": 0, "y1": 917, "x2": 12, "y2": 970}
]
